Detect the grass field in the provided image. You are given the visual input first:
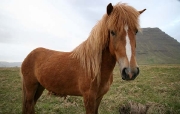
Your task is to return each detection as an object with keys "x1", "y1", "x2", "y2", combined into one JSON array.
[{"x1": 0, "y1": 65, "x2": 180, "y2": 114}]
